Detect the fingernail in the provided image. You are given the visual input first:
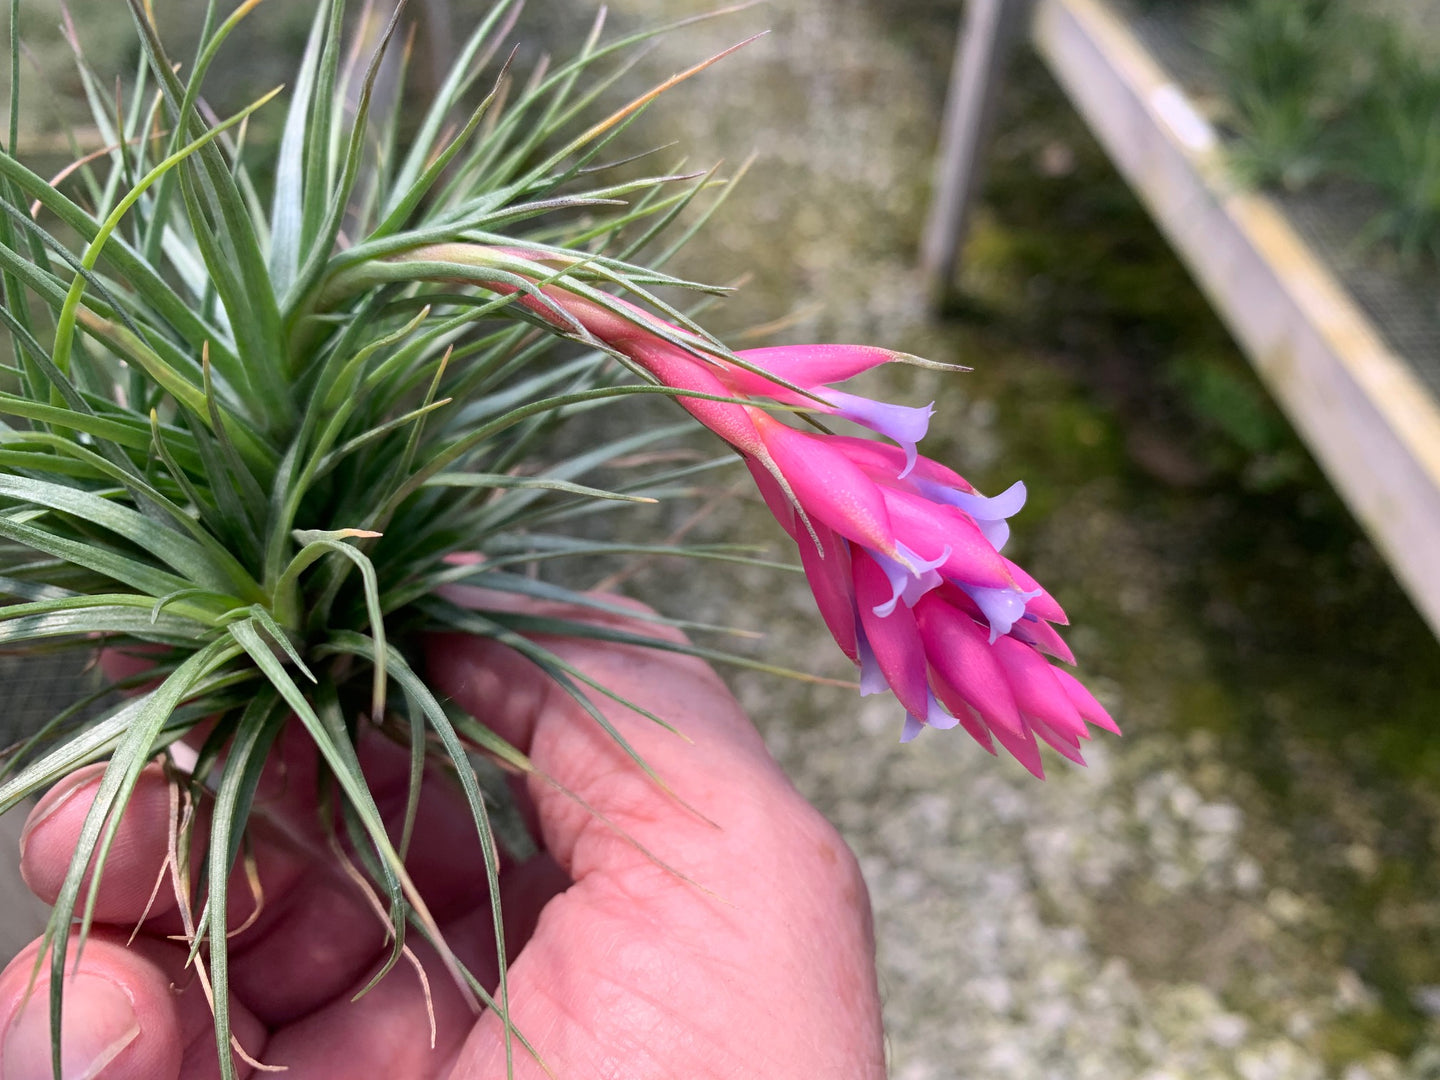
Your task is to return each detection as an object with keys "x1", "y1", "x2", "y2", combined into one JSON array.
[
  {"x1": 2, "y1": 973, "x2": 140, "y2": 1080},
  {"x1": 18, "y1": 772, "x2": 100, "y2": 862}
]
